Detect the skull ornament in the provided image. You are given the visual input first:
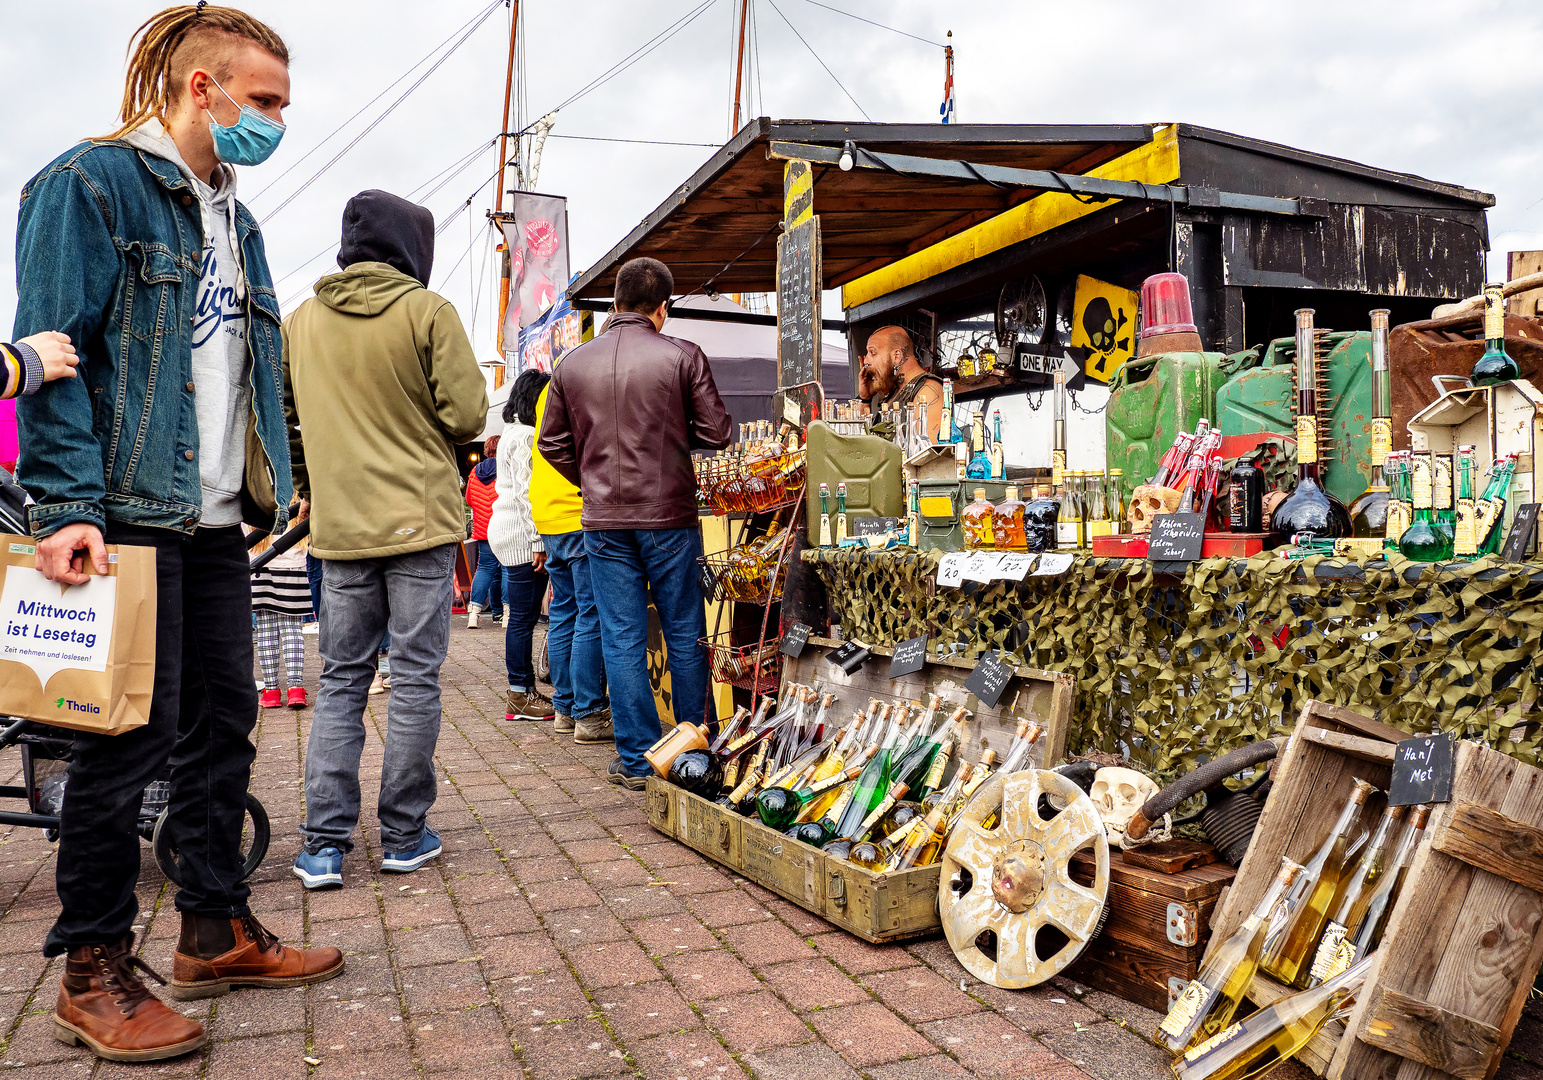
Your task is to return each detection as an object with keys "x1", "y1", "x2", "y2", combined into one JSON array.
[
  {"x1": 1090, "y1": 767, "x2": 1159, "y2": 841},
  {"x1": 1128, "y1": 484, "x2": 1183, "y2": 533}
]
